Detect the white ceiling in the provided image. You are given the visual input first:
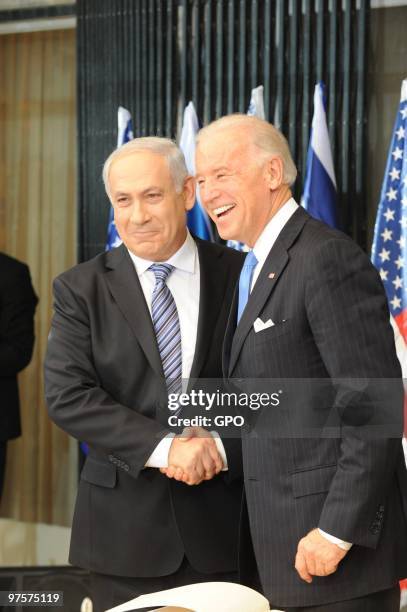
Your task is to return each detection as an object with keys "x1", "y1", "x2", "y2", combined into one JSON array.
[
  {"x1": 0, "y1": 0, "x2": 406, "y2": 10},
  {"x1": 0, "y1": 0, "x2": 74, "y2": 10},
  {"x1": 371, "y1": 0, "x2": 407, "y2": 7}
]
